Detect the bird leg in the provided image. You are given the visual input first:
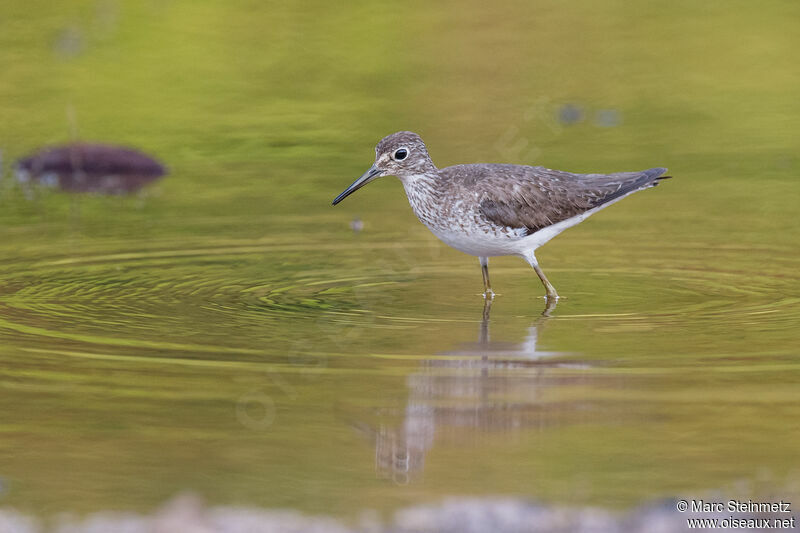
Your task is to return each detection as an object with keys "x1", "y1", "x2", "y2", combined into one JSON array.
[
  {"x1": 479, "y1": 257, "x2": 495, "y2": 299},
  {"x1": 523, "y1": 251, "x2": 559, "y2": 301},
  {"x1": 532, "y1": 263, "x2": 559, "y2": 301}
]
